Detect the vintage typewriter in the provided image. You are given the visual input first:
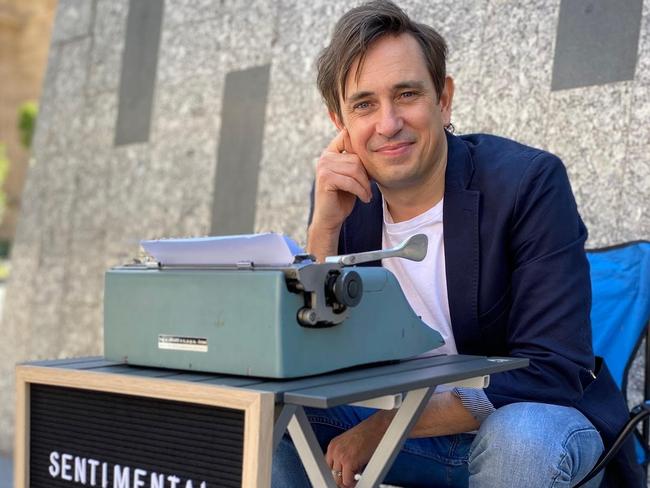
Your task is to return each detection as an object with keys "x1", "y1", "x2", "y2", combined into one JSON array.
[{"x1": 103, "y1": 234, "x2": 444, "y2": 378}]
